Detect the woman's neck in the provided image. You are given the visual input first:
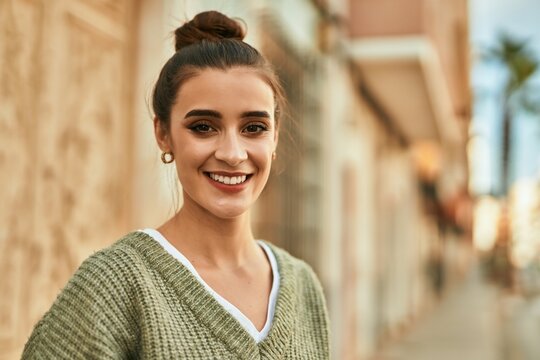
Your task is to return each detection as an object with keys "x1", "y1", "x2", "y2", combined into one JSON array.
[{"x1": 158, "y1": 203, "x2": 259, "y2": 270}]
